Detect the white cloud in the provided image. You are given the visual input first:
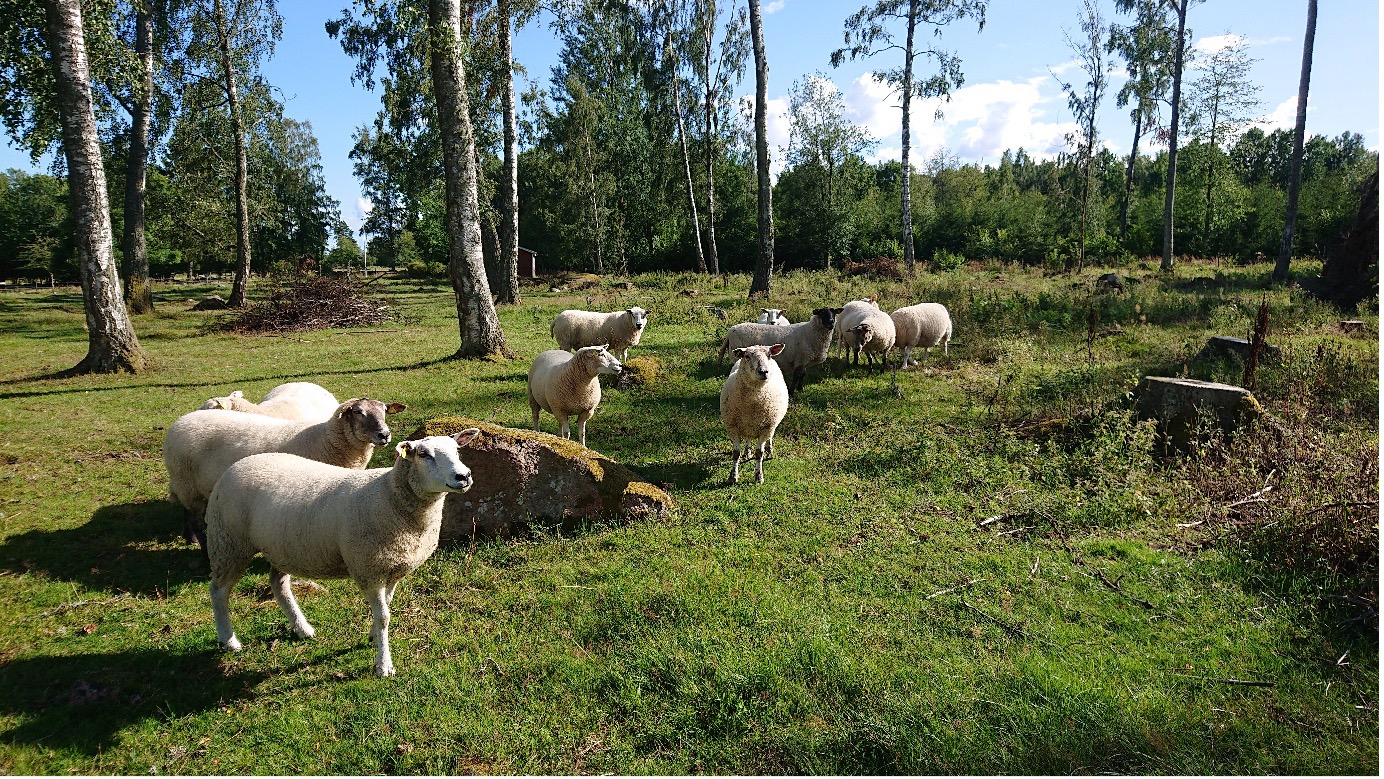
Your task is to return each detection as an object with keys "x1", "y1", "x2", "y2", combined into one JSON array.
[
  {"x1": 909, "y1": 76, "x2": 1075, "y2": 162},
  {"x1": 1193, "y1": 33, "x2": 1244, "y2": 54},
  {"x1": 764, "y1": 0, "x2": 786, "y2": 13},
  {"x1": 1254, "y1": 95, "x2": 1306, "y2": 131}
]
